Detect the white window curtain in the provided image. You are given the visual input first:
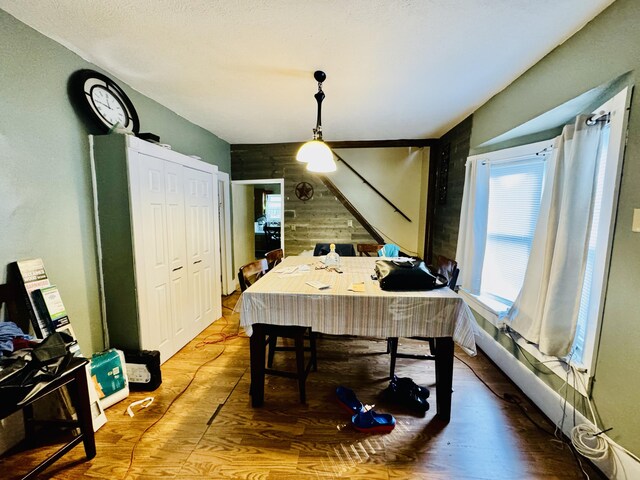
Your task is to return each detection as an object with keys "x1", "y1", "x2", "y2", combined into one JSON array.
[
  {"x1": 455, "y1": 158, "x2": 490, "y2": 295},
  {"x1": 506, "y1": 115, "x2": 605, "y2": 357}
]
